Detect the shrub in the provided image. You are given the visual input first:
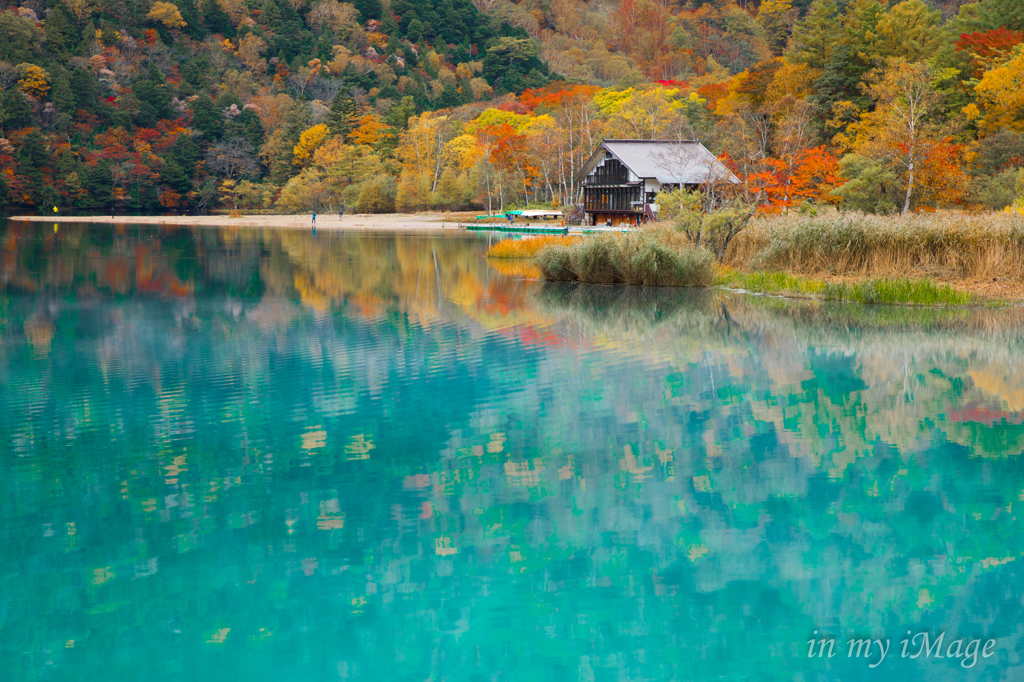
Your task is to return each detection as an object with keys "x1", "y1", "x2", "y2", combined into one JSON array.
[
  {"x1": 834, "y1": 155, "x2": 902, "y2": 214},
  {"x1": 967, "y1": 169, "x2": 1022, "y2": 210},
  {"x1": 356, "y1": 174, "x2": 397, "y2": 213},
  {"x1": 655, "y1": 187, "x2": 757, "y2": 259}
]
